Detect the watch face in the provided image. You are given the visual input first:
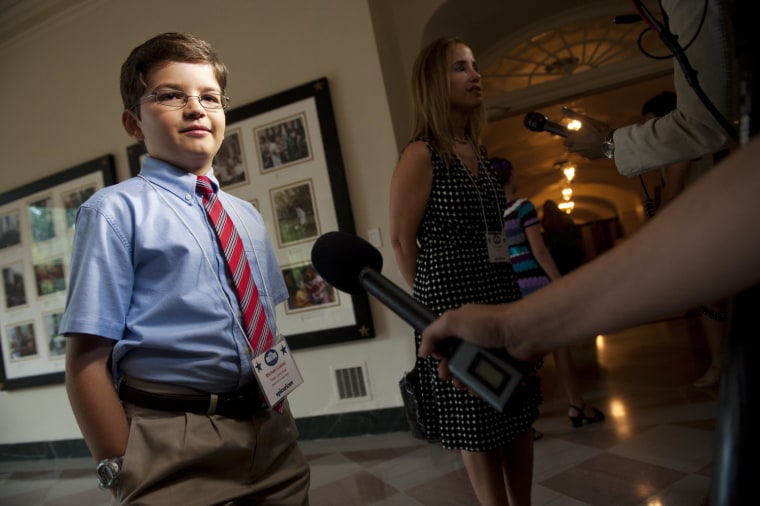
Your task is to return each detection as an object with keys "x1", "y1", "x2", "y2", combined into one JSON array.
[
  {"x1": 97, "y1": 457, "x2": 122, "y2": 489},
  {"x1": 602, "y1": 141, "x2": 615, "y2": 159},
  {"x1": 97, "y1": 463, "x2": 111, "y2": 480}
]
